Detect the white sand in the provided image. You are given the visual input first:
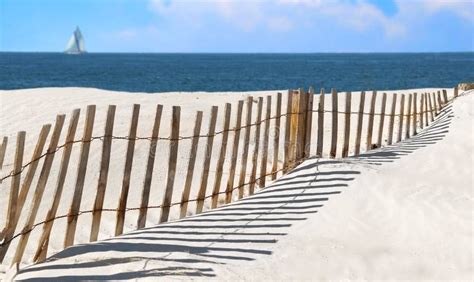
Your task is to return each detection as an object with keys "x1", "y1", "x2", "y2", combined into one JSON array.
[{"x1": 1, "y1": 87, "x2": 472, "y2": 280}]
